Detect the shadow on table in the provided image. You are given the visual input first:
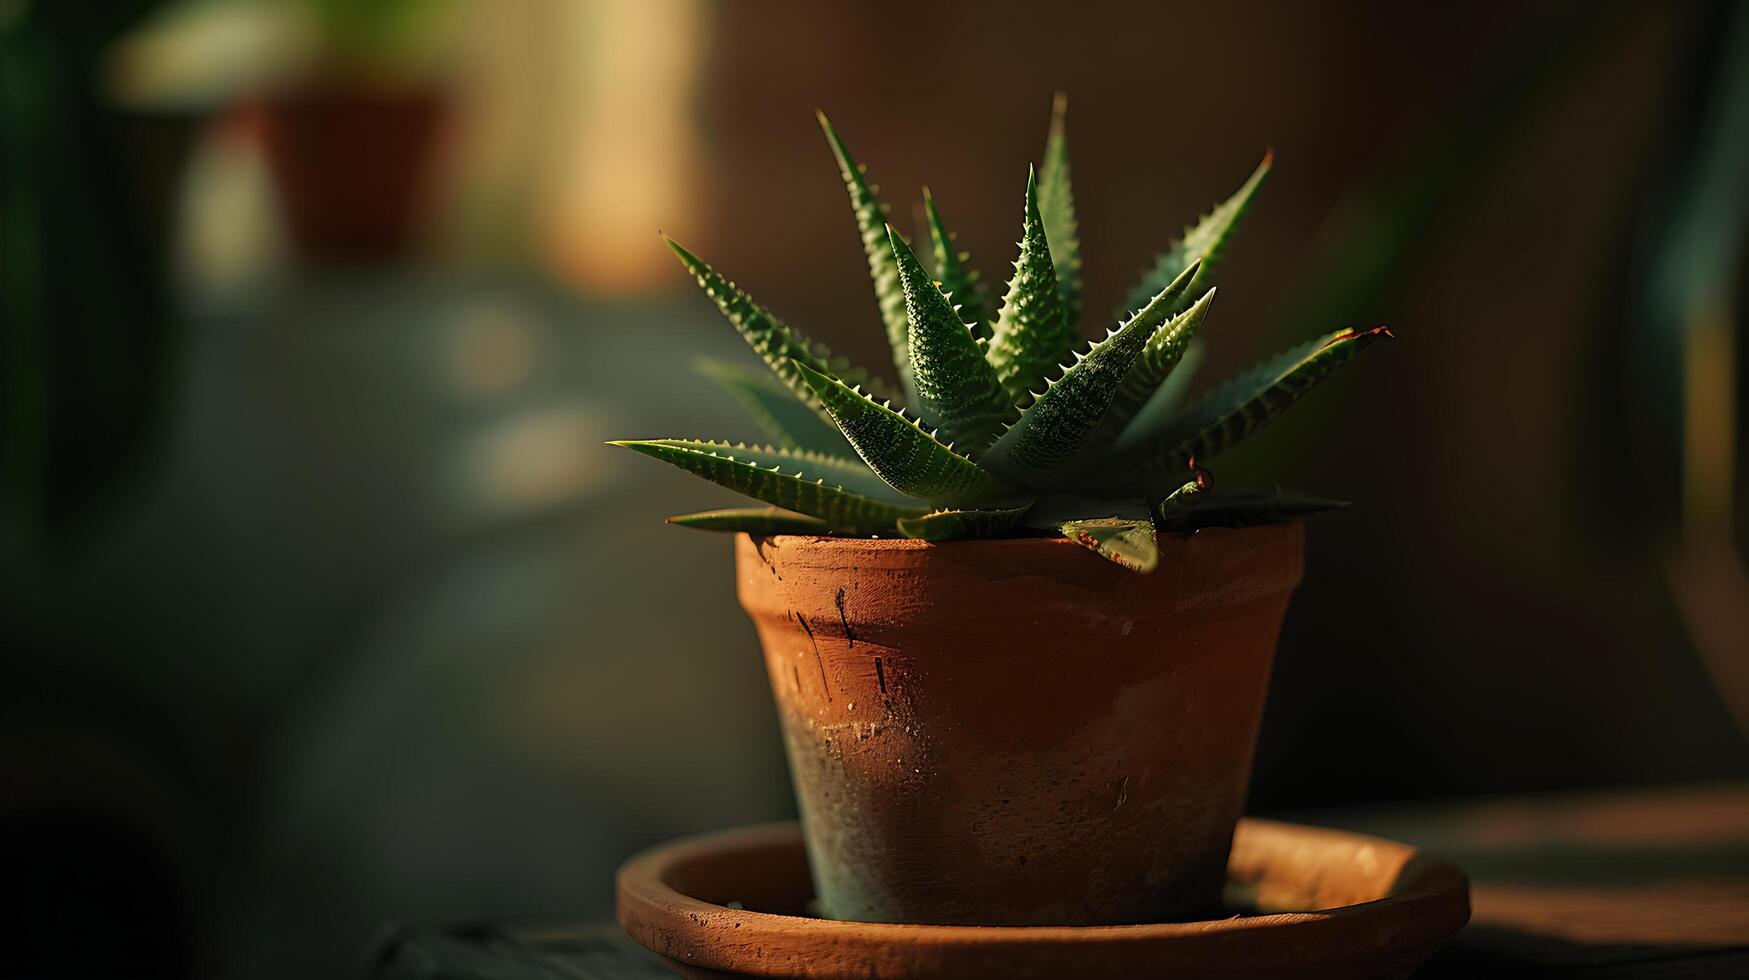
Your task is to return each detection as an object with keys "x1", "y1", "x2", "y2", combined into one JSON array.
[{"x1": 1333, "y1": 784, "x2": 1749, "y2": 978}]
